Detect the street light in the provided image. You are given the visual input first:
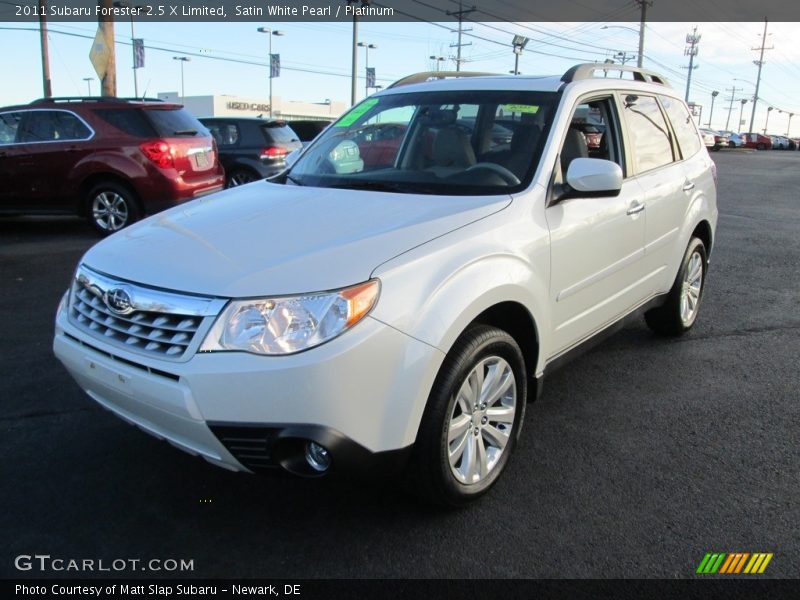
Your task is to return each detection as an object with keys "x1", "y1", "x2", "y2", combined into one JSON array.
[
  {"x1": 707, "y1": 90, "x2": 719, "y2": 128},
  {"x1": 83, "y1": 77, "x2": 94, "y2": 96},
  {"x1": 357, "y1": 41, "x2": 377, "y2": 98},
  {"x1": 511, "y1": 35, "x2": 528, "y2": 76},
  {"x1": 172, "y1": 56, "x2": 190, "y2": 103},
  {"x1": 739, "y1": 99, "x2": 748, "y2": 132},
  {"x1": 257, "y1": 27, "x2": 285, "y2": 118},
  {"x1": 764, "y1": 106, "x2": 774, "y2": 134},
  {"x1": 601, "y1": 24, "x2": 642, "y2": 68},
  {"x1": 113, "y1": 1, "x2": 143, "y2": 98},
  {"x1": 429, "y1": 55, "x2": 446, "y2": 72}
]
